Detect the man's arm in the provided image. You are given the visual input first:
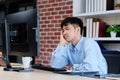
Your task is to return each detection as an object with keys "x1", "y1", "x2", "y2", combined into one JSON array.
[{"x1": 50, "y1": 31, "x2": 68, "y2": 68}]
